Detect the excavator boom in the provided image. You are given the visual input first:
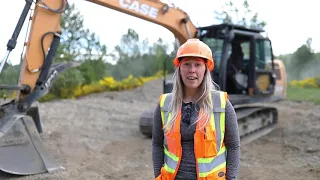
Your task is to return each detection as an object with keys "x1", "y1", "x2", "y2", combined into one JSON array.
[
  {"x1": 18, "y1": 0, "x2": 197, "y2": 98},
  {"x1": 86, "y1": 0, "x2": 197, "y2": 43}
]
